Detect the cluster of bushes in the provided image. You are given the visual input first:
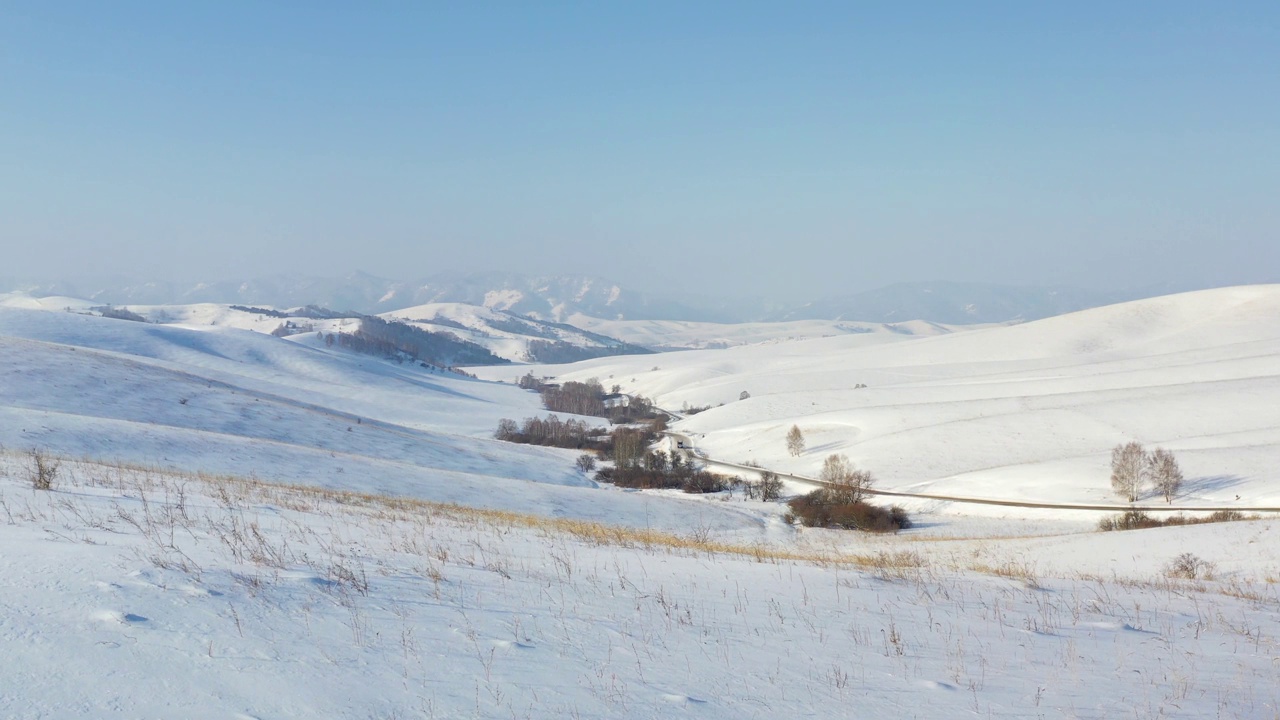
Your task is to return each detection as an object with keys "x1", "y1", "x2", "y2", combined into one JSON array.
[
  {"x1": 784, "y1": 457, "x2": 909, "y2": 533},
  {"x1": 494, "y1": 414, "x2": 725, "y2": 494},
  {"x1": 595, "y1": 449, "x2": 730, "y2": 494},
  {"x1": 95, "y1": 306, "x2": 147, "y2": 322},
  {"x1": 494, "y1": 415, "x2": 606, "y2": 450},
  {"x1": 1097, "y1": 509, "x2": 1250, "y2": 532},
  {"x1": 786, "y1": 492, "x2": 910, "y2": 533}
]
